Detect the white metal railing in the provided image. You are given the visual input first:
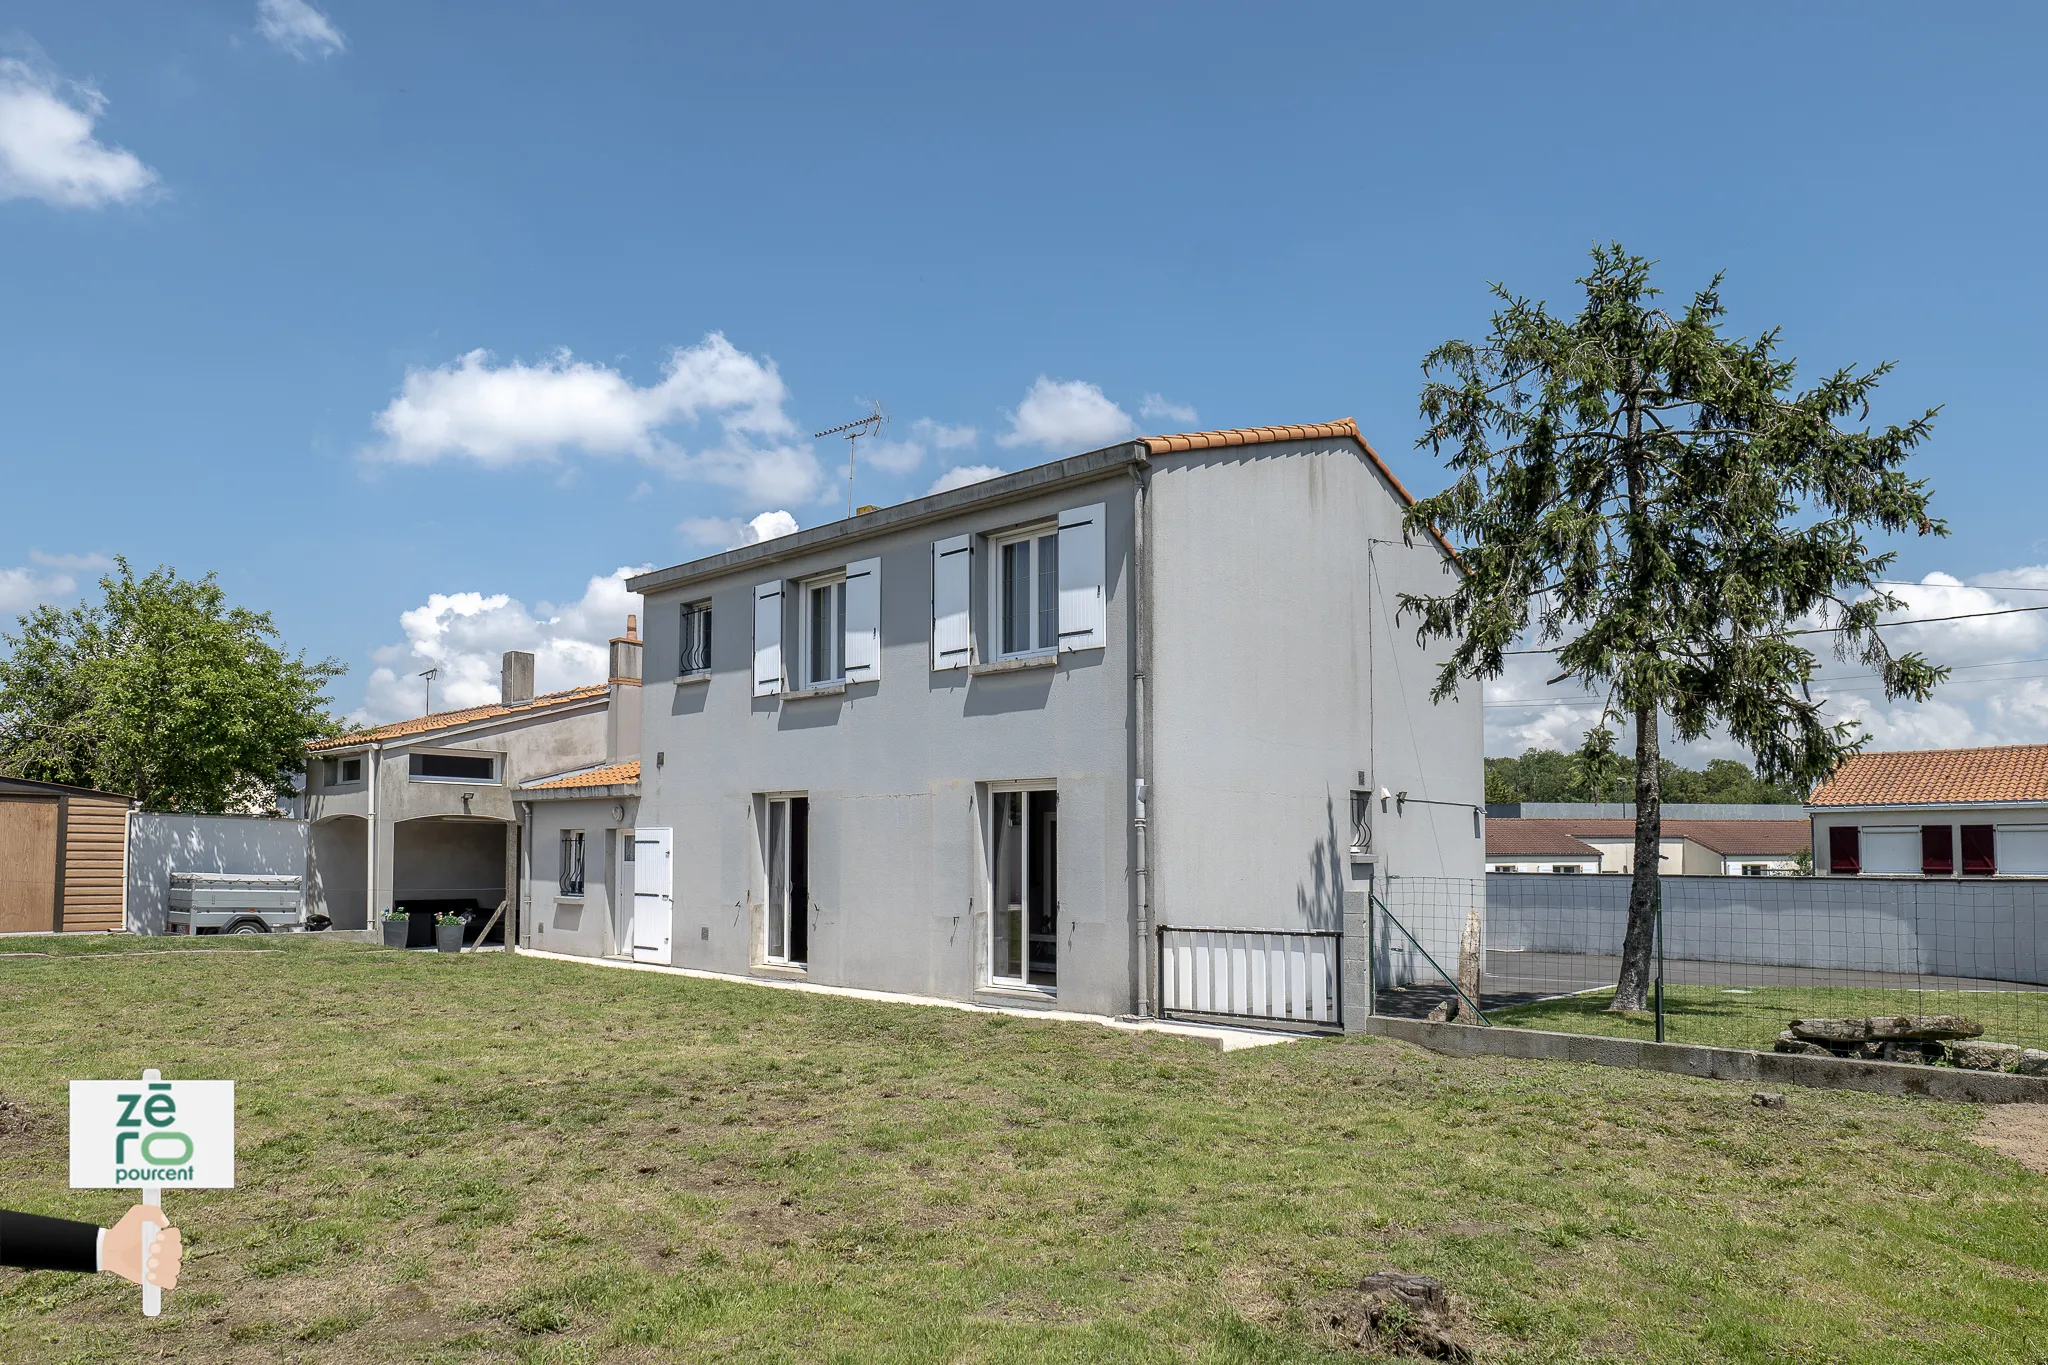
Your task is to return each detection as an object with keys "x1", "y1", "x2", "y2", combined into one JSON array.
[{"x1": 1156, "y1": 926, "x2": 1342, "y2": 1027}]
